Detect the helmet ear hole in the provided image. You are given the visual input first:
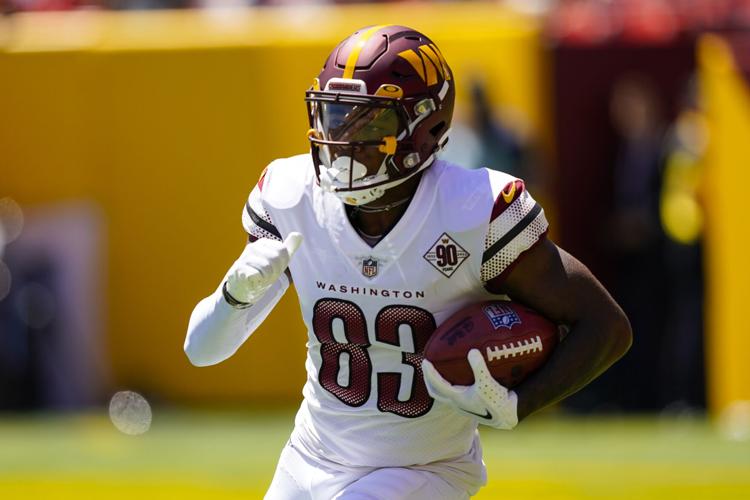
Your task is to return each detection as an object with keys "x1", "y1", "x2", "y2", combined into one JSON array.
[{"x1": 429, "y1": 121, "x2": 446, "y2": 138}]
